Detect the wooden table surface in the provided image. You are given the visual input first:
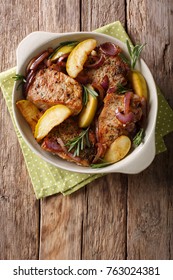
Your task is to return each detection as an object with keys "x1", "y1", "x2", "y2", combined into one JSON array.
[{"x1": 0, "y1": 0, "x2": 173, "y2": 260}]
